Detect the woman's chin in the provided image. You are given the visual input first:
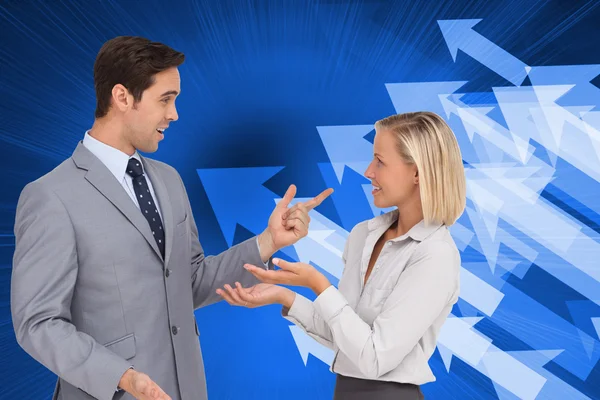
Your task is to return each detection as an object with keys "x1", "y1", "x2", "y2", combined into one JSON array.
[{"x1": 373, "y1": 197, "x2": 389, "y2": 209}]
